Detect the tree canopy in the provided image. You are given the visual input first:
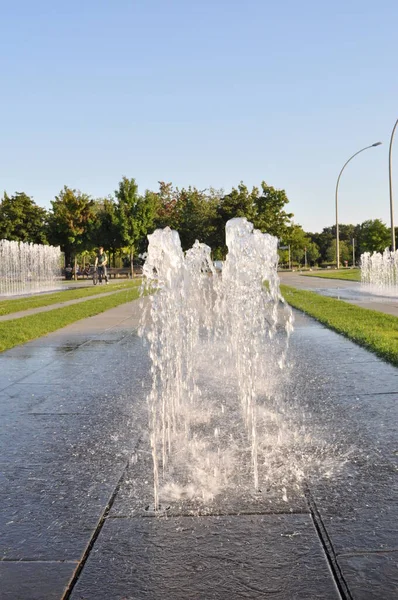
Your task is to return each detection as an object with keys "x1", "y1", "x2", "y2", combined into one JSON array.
[
  {"x1": 48, "y1": 186, "x2": 95, "y2": 264},
  {"x1": 0, "y1": 192, "x2": 48, "y2": 244},
  {"x1": 1, "y1": 177, "x2": 393, "y2": 269}
]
